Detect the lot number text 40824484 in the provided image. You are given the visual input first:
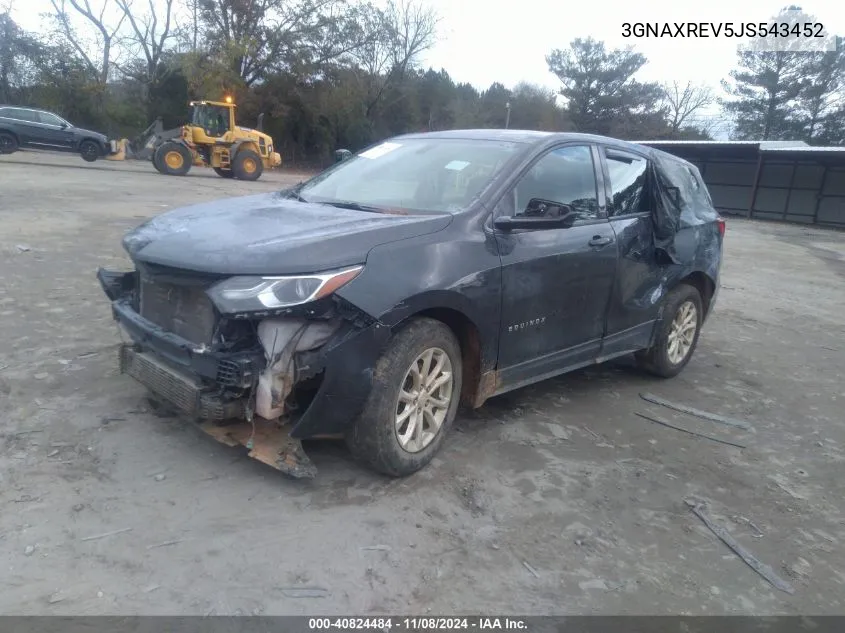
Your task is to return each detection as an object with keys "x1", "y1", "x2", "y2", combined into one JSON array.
[{"x1": 308, "y1": 617, "x2": 529, "y2": 630}]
